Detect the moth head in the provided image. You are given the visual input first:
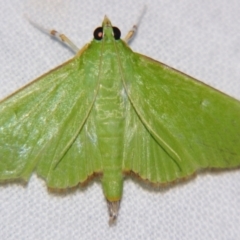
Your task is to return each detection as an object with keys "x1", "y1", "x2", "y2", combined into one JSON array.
[{"x1": 93, "y1": 16, "x2": 121, "y2": 41}]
